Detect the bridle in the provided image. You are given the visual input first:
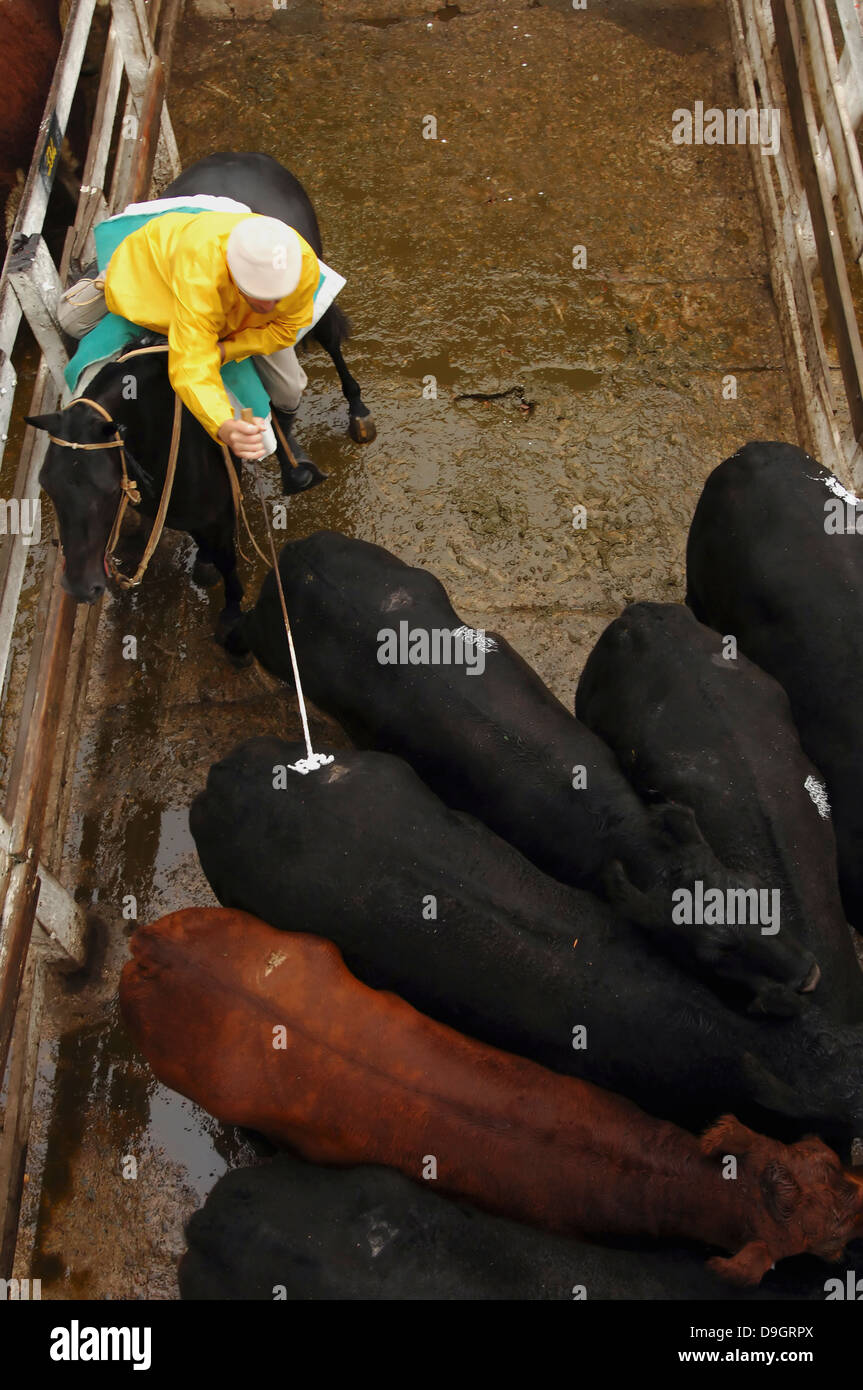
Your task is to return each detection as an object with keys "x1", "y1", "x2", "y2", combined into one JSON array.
[
  {"x1": 48, "y1": 395, "x2": 140, "y2": 504},
  {"x1": 46, "y1": 342, "x2": 275, "y2": 589},
  {"x1": 48, "y1": 382, "x2": 176, "y2": 589}
]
